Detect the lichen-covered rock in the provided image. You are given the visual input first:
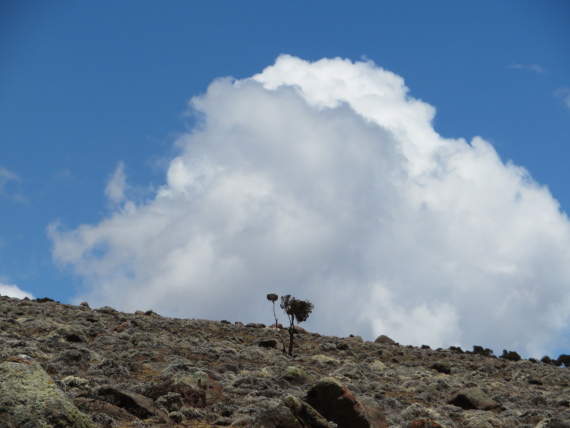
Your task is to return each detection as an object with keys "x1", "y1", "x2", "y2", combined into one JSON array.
[
  {"x1": 0, "y1": 360, "x2": 97, "y2": 428},
  {"x1": 281, "y1": 365, "x2": 315, "y2": 385}
]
